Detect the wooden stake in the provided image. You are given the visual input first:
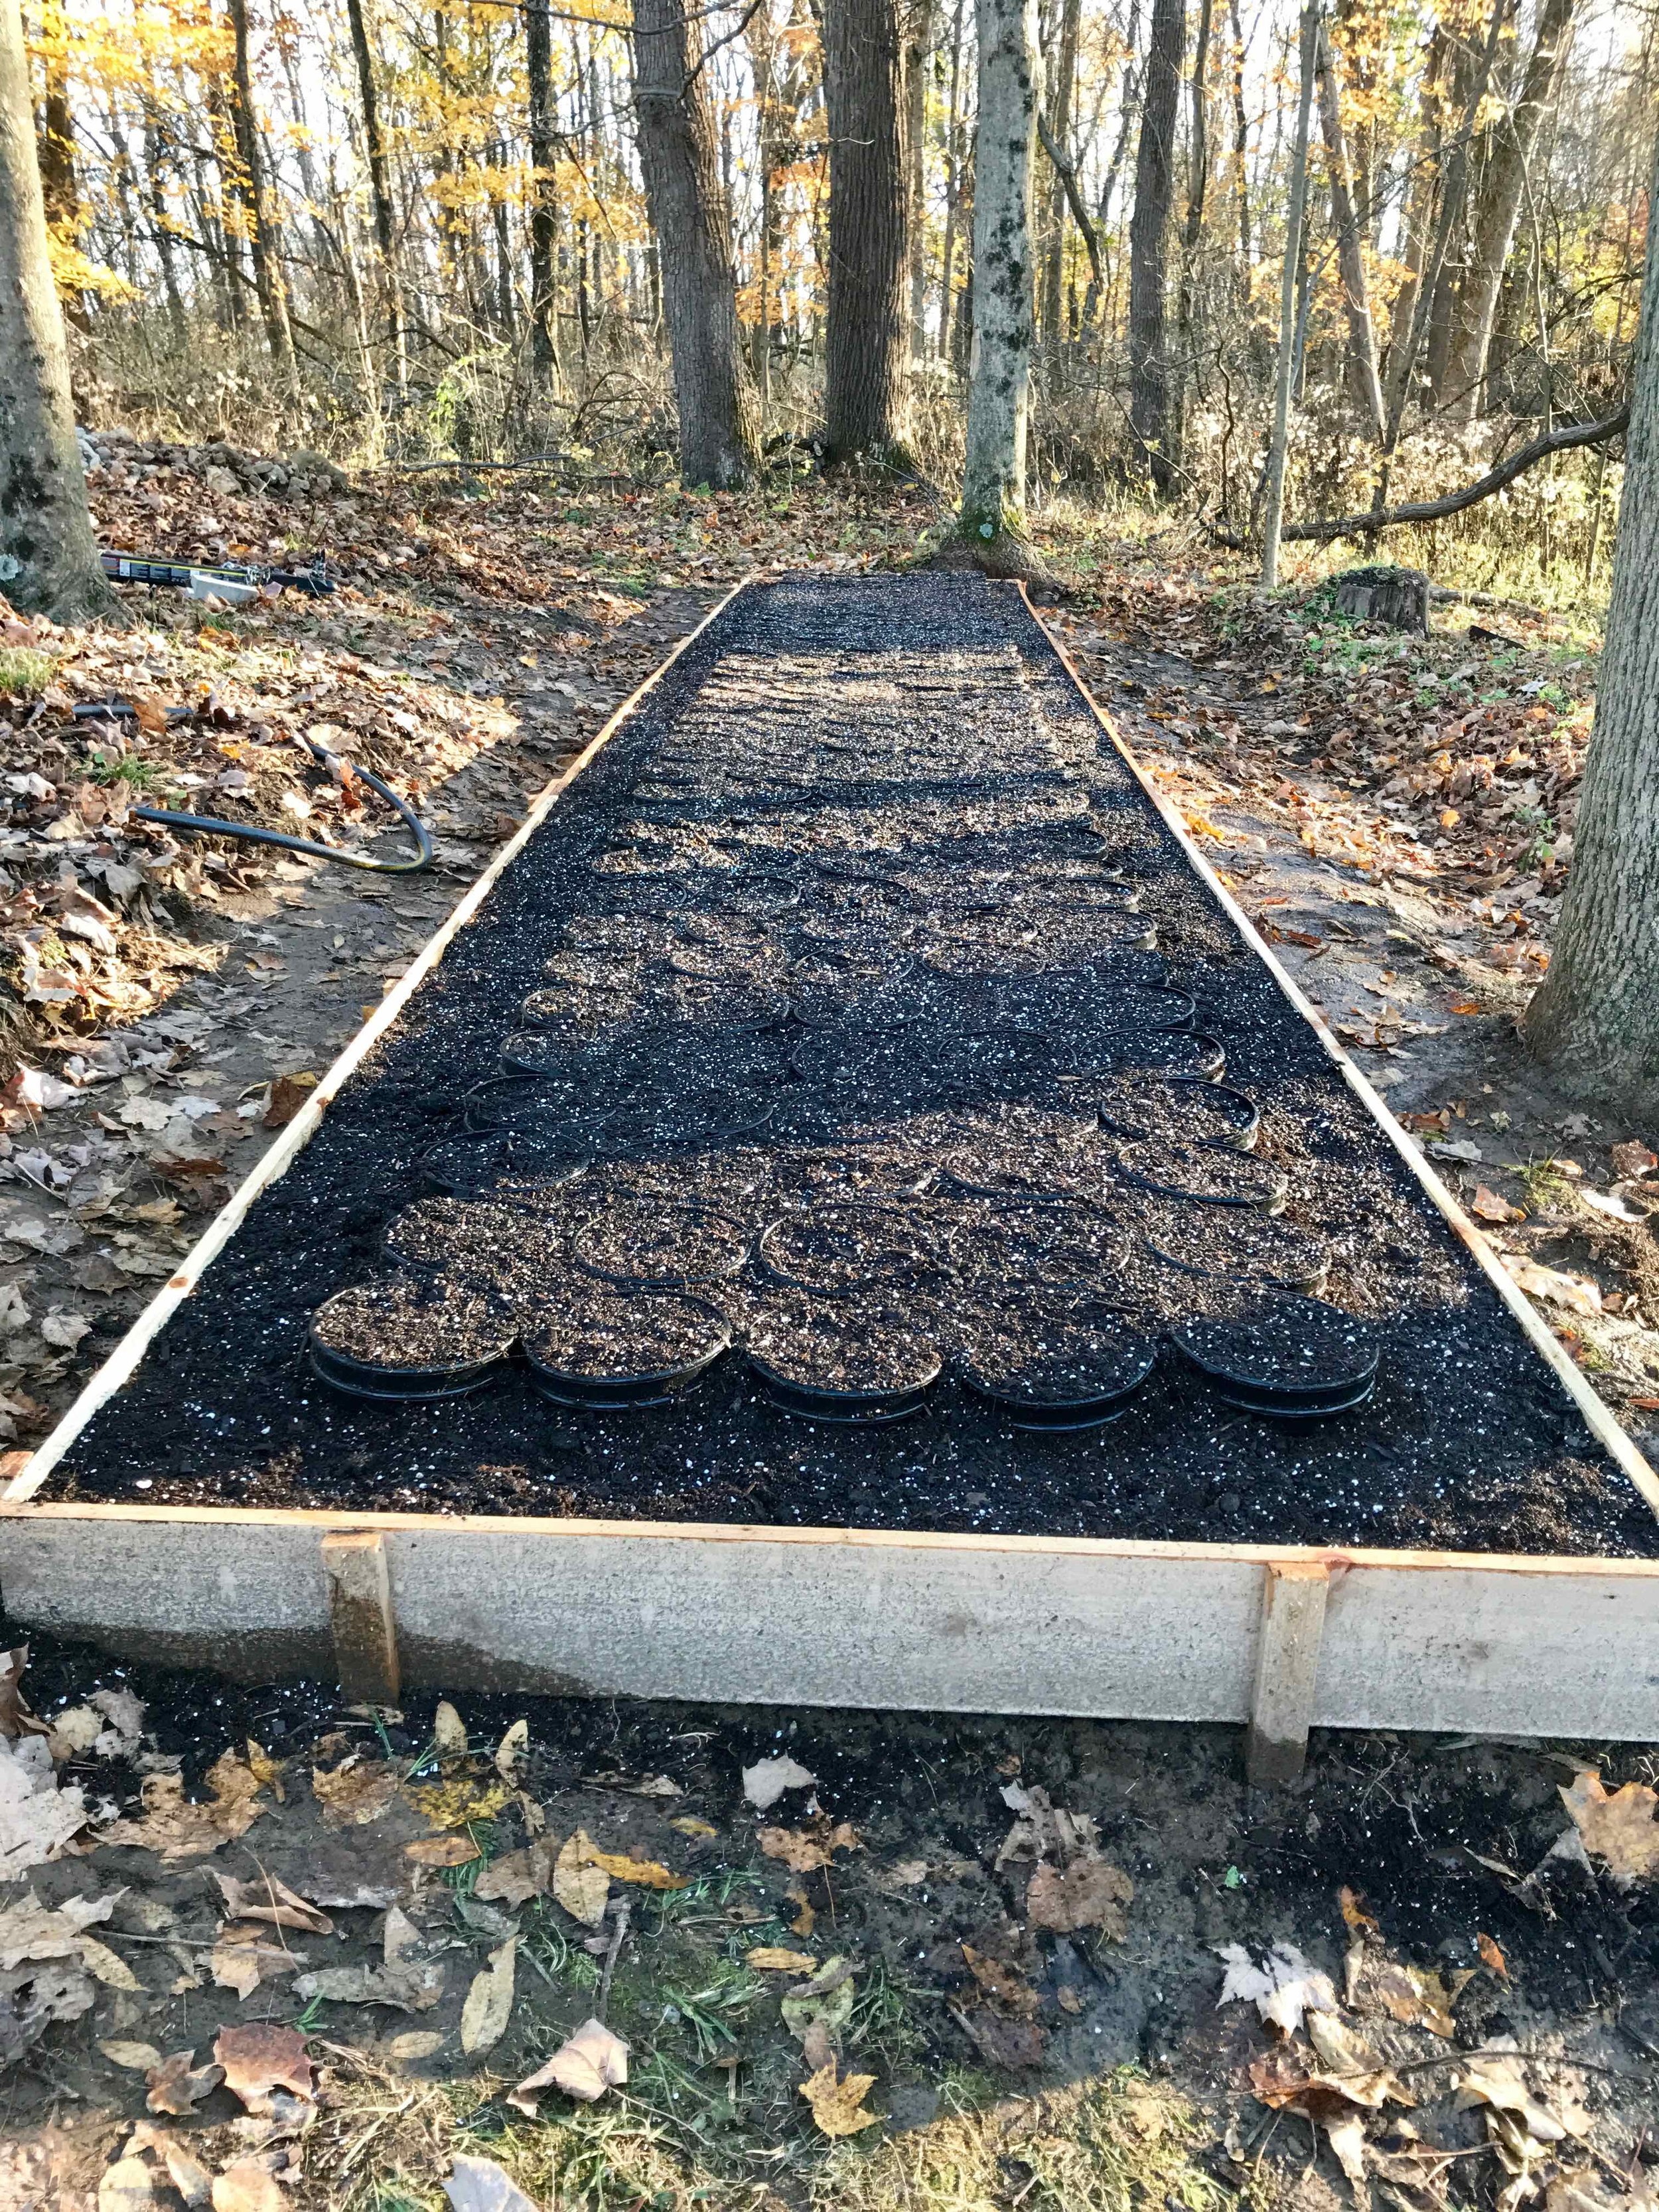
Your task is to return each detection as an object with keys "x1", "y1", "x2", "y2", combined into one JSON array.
[
  {"x1": 1246, "y1": 1560, "x2": 1329, "y2": 1787},
  {"x1": 322, "y1": 1530, "x2": 400, "y2": 1705}
]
